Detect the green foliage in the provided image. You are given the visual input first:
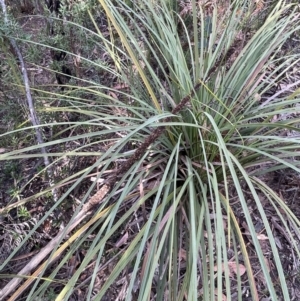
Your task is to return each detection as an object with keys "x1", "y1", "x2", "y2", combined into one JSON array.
[
  {"x1": 1, "y1": 160, "x2": 20, "y2": 179},
  {"x1": 17, "y1": 205, "x2": 31, "y2": 219},
  {"x1": 0, "y1": 0, "x2": 300, "y2": 300}
]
